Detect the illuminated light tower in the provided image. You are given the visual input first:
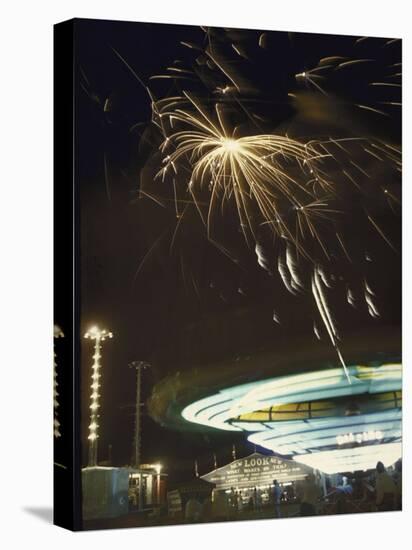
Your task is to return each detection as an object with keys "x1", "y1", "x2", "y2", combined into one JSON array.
[
  {"x1": 84, "y1": 326, "x2": 113, "y2": 467},
  {"x1": 53, "y1": 325, "x2": 64, "y2": 438},
  {"x1": 129, "y1": 360, "x2": 151, "y2": 469}
]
